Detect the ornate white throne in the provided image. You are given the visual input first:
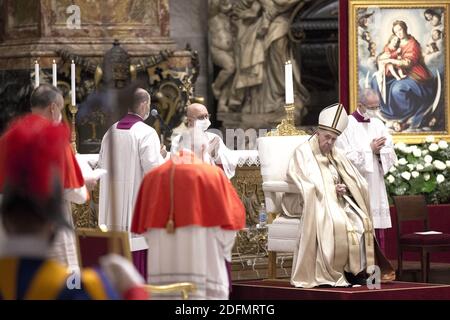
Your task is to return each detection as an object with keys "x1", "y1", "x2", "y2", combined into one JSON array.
[{"x1": 257, "y1": 134, "x2": 309, "y2": 278}]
